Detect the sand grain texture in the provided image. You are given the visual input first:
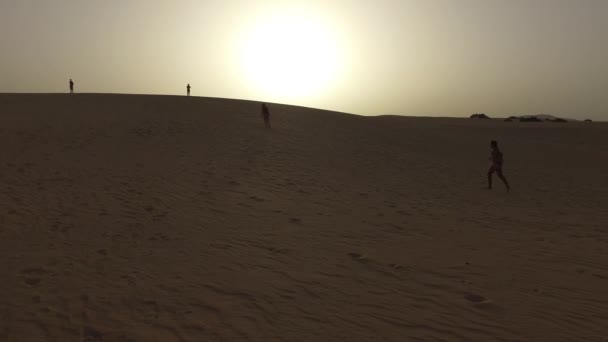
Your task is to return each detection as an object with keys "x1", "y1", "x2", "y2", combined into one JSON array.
[{"x1": 1, "y1": 94, "x2": 607, "y2": 341}]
